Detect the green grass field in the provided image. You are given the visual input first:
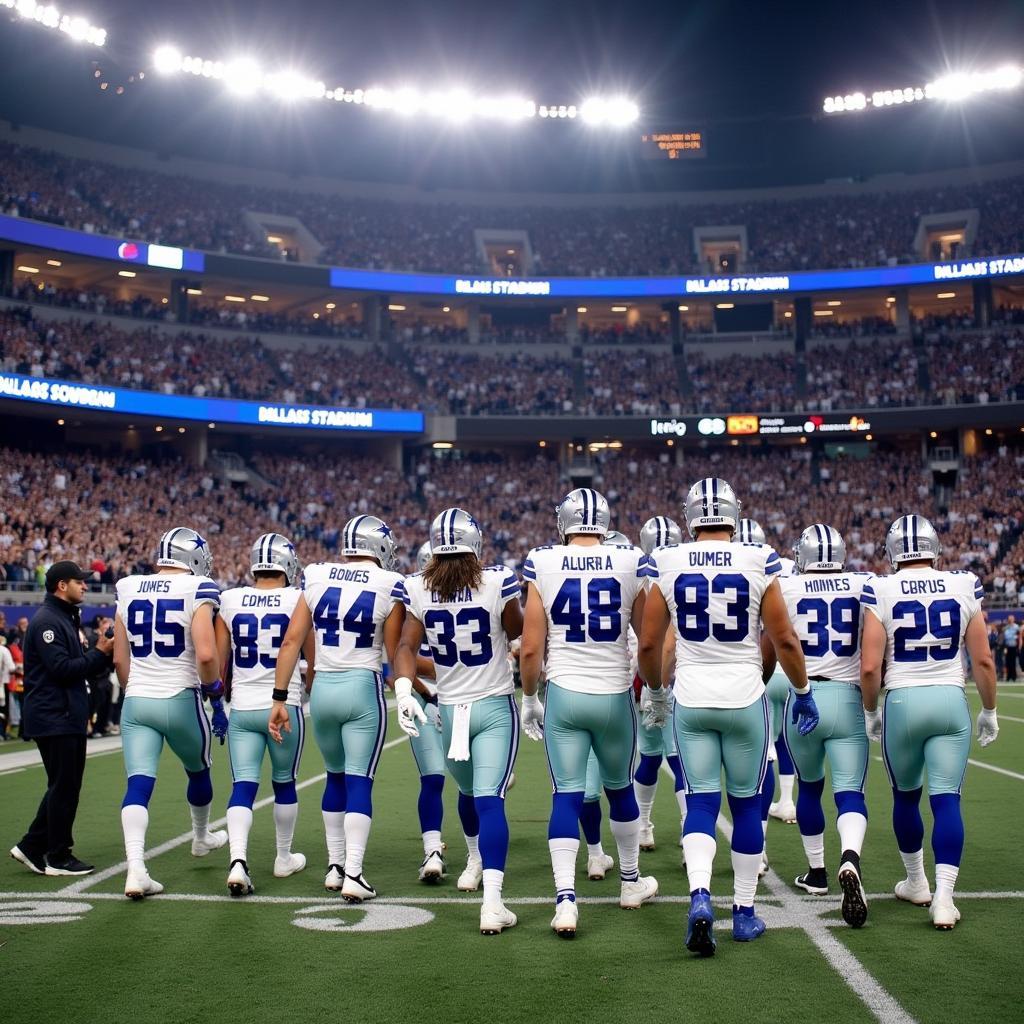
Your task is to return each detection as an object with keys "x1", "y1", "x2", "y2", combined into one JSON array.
[{"x1": 2, "y1": 688, "x2": 1023, "y2": 1024}]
